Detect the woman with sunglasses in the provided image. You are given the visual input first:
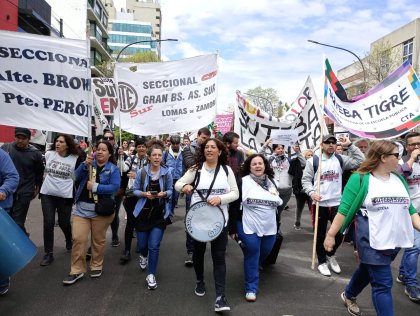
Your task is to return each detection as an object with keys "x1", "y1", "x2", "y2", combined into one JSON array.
[{"x1": 324, "y1": 140, "x2": 420, "y2": 316}]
